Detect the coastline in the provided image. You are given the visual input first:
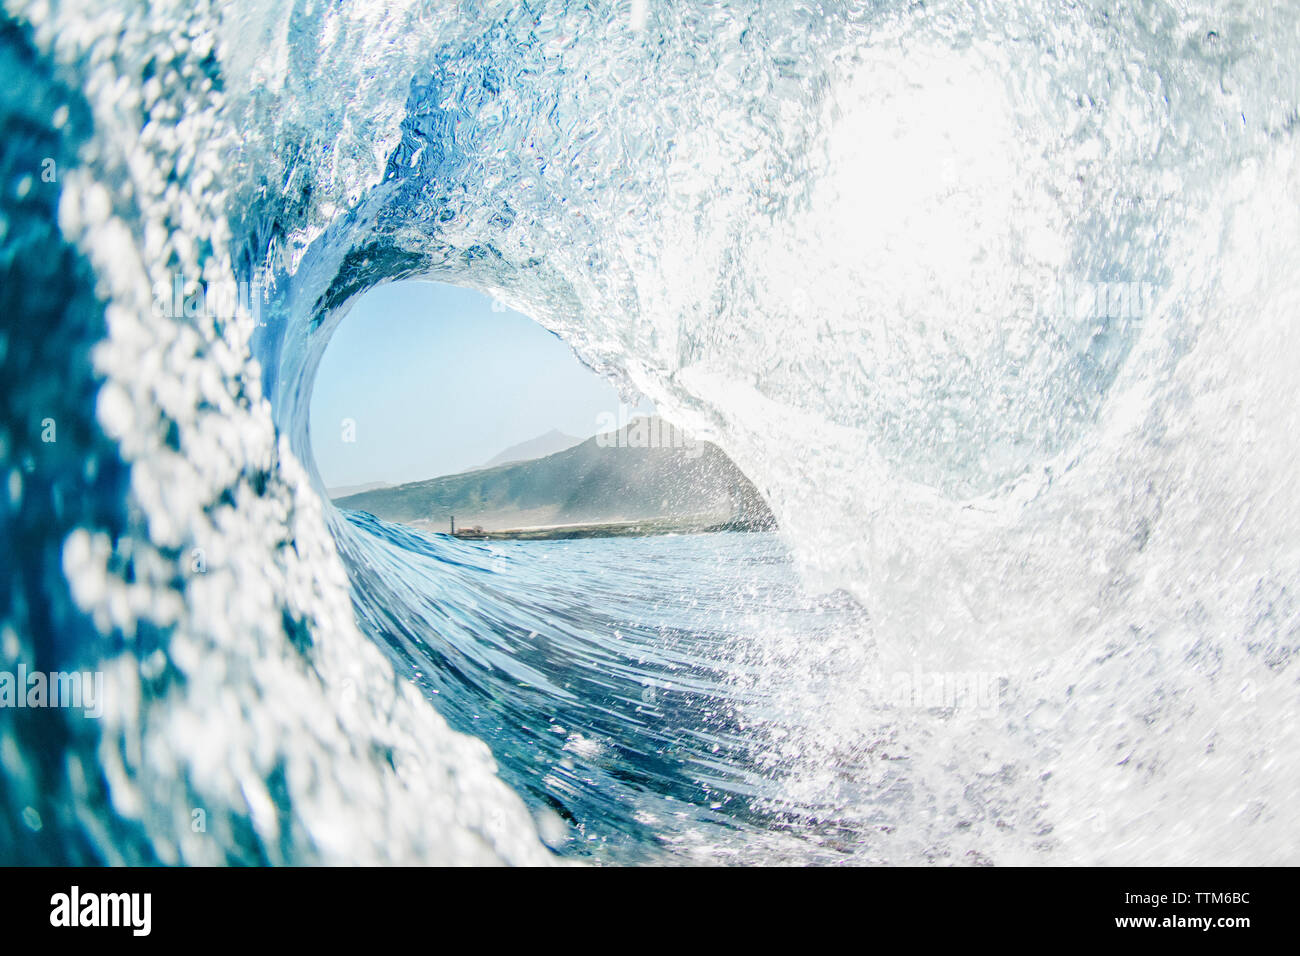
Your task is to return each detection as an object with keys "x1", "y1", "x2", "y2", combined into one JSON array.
[{"x1": 413, "y1": 515, "x2": 773, "y2": 541}]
